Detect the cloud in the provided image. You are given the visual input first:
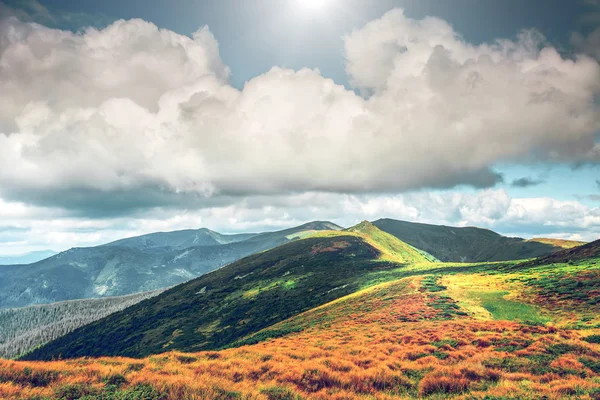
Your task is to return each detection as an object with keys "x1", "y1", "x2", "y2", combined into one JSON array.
[
  {"x1": 597, "y1": 179, "x2": 600, "y2": 189},
  {"x1": 572, "y1": 27, "x2": 600, "y2": 61},
  {"x1": 1, "y1": 189, "x2": 598, "y2": 254},
  {"x1": 0, "y1": 0, "x2": 52, "y2": 23},
  {"x1": 0, "y1": 10, "x2": 599, "y2": 215},
  {"x1": 511, "y1": 177, "x2": 546, "y2": 188}
]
